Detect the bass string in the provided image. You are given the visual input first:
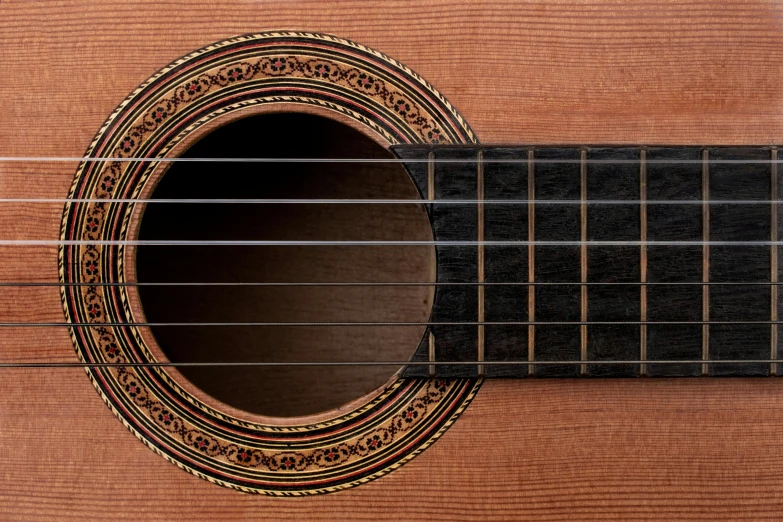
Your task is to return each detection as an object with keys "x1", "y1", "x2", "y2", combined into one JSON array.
[
  {"x1": 3, "y1": 360, "x2": 783, "y2": 368},
  {"x1": 4, "y1": 240, "x2": 783, "y2": 245},
  {"x1": 11, "y1": 157, "x2": 780, "y2": 364},
  {"x1": 4, "y1": 281, "x2": 783, "y2": 286}
]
